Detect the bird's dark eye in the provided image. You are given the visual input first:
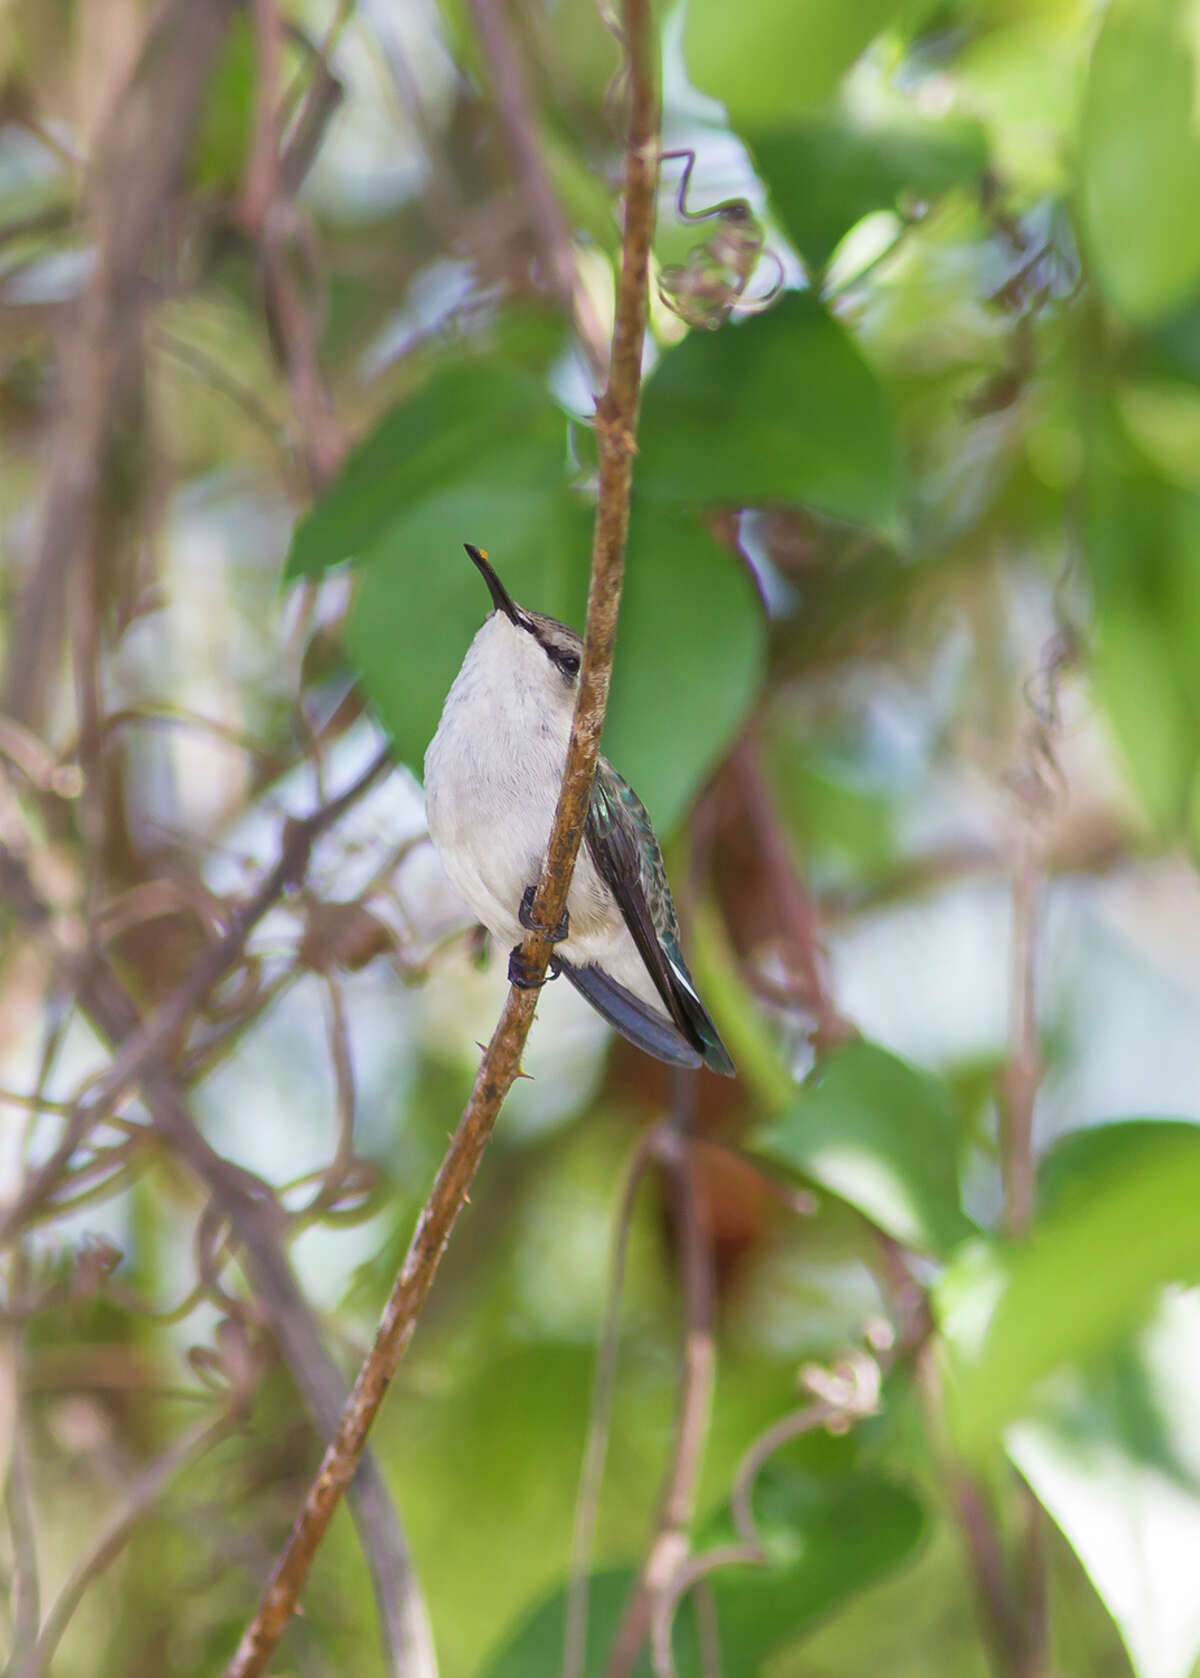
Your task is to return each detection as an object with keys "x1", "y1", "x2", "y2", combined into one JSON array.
[{"x1": 559, "y1": 652, "x2": 580, "y2": 678}]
